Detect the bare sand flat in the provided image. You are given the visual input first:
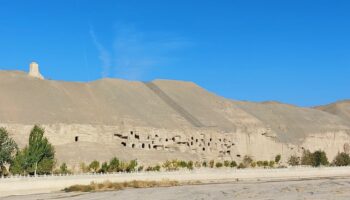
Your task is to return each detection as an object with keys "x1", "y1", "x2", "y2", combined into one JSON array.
[{"x1": 3, "y1": 177, "x2": 350, "y2": 200}]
